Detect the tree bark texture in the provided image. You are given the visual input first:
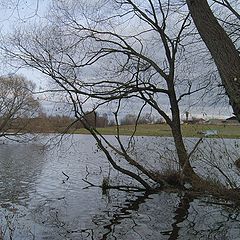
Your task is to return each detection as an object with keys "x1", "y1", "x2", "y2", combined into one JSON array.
[
  {"x1": 186, "y1": 0, "x2": 240, "y2": 121},
  {"x1": 168, "y1": 80, "x2": 199, "y2": 181}
]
